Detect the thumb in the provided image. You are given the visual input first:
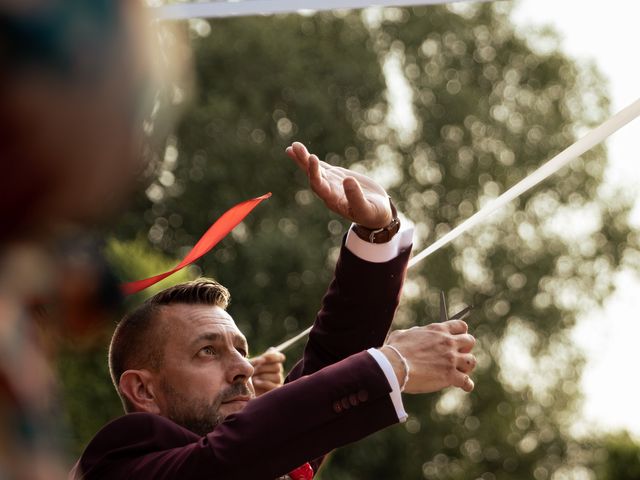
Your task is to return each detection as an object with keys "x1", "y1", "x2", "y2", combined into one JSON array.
[{"x1": 343, "y1": 177, "x2": 370, "y2": 224}]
